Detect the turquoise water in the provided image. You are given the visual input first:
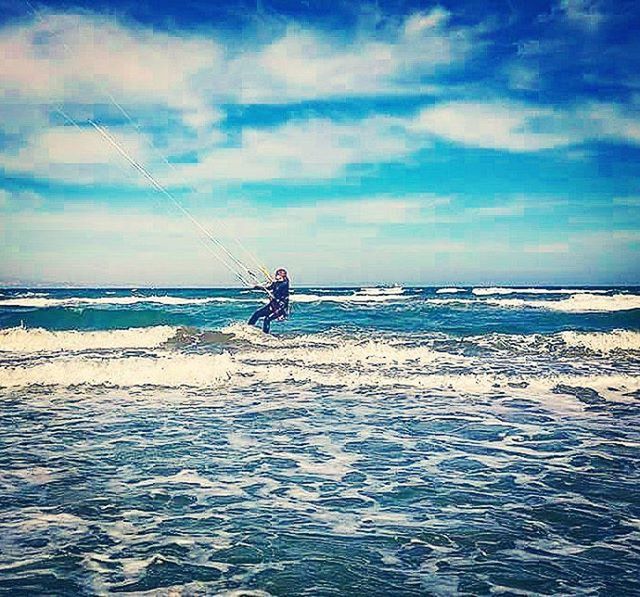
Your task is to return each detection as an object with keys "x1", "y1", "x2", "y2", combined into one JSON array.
[{"x1": 1, "y1": 286, "x2": 639, "y2": 595}]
